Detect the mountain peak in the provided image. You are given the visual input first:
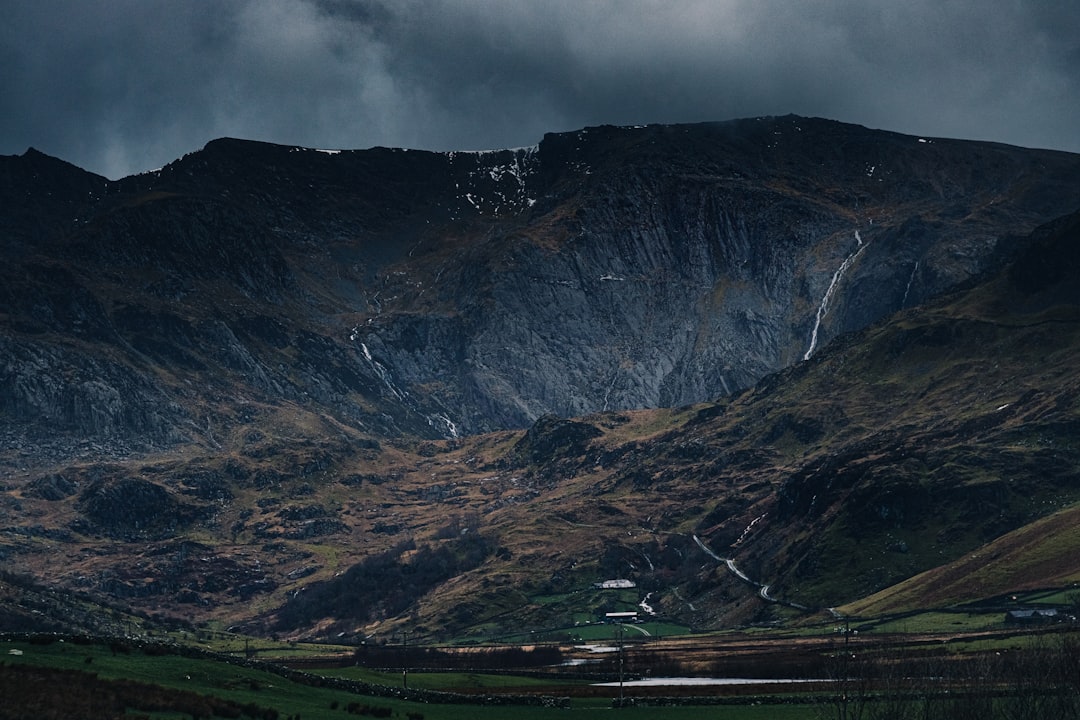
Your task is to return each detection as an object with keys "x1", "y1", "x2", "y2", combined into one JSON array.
[{"x1": 6, "y1": 145, "x2": 107, "y2": 180}]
